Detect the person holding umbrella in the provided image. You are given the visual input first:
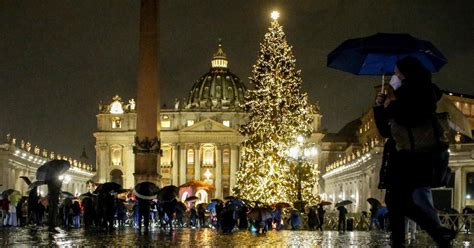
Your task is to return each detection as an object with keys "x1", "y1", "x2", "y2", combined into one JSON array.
[
  {"x1": 316, "y1": 203, "x2": 326, "y2": 231},
  {"x1": 374, "y1": 57, "x2": 455, "y2": 247},
  {"x1": 337, "y1": 205, "x2": 348, "y2": 233}
]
